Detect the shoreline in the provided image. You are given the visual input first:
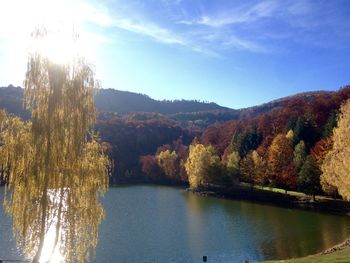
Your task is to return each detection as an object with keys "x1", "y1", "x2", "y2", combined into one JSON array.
[
  {"x1": 187, "y1": 184, "x2": 350, "y2": 217},
  {"x1": 320, "y1": 236, "x2": 350, "y2": 256},
  {"x1": 109, "y1": 181, "x2": 350, "y2": 216},
  {"x1": 262, "y1": 237, "x2": 350, "y2": 262}
]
